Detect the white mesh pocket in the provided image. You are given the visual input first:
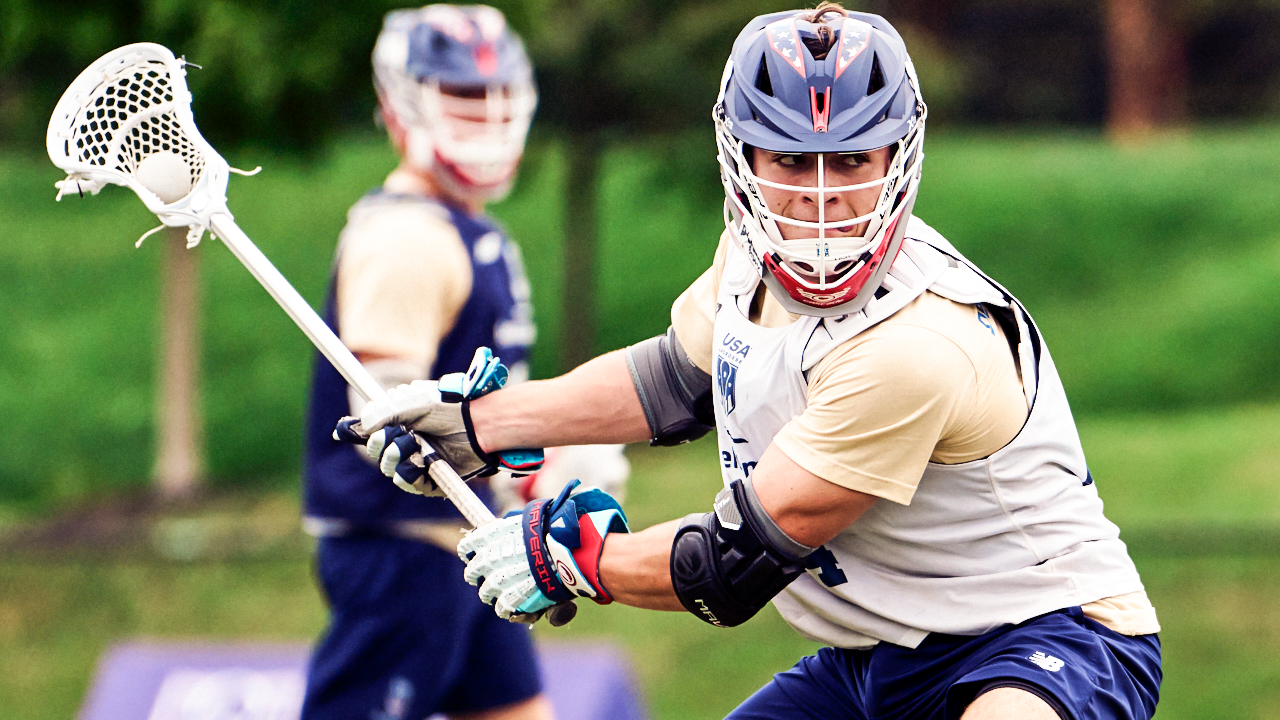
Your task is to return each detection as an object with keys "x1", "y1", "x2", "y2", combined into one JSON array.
[{"x1": 70, "y1": 61, "x2": 205, "y2": 189}]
